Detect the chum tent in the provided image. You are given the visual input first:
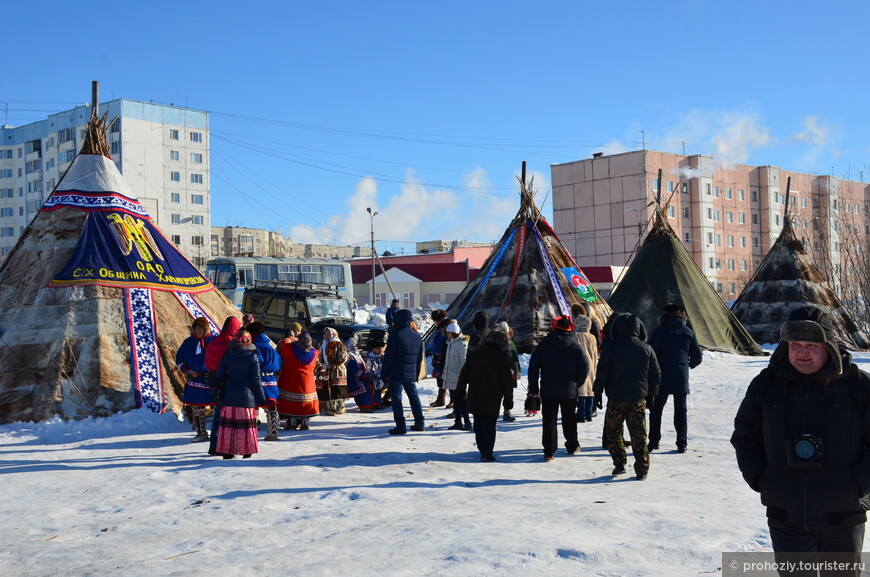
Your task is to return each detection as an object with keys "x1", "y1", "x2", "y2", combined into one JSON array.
[
  {"x1": 730, "y1": 183, "x2": 870, "y2": 350},
  {"x1": 607, "y1": 203, "x2": 764, "y2": 356},
  {"x1": 435, "y1": 171, "x2": 611, "y2": 354},
  {"x1": 0, "y1": 85, "x2": 240, "y2": 424}
]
